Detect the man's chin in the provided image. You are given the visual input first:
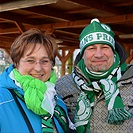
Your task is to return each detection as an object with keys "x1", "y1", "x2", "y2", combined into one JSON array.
[{"x1": 92, "y1": 65, "x2": 108, "y2": 72}]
